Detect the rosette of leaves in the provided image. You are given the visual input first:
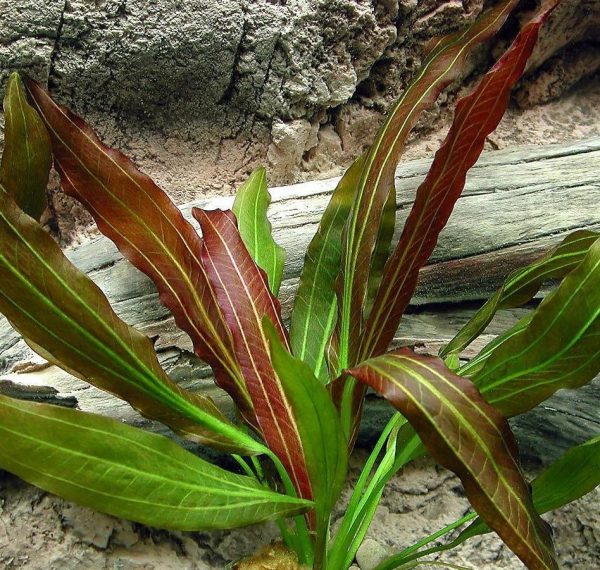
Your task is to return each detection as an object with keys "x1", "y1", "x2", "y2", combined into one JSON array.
[{"x1": 0, "y1": 1, "x2": 598, "y2": 568}]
